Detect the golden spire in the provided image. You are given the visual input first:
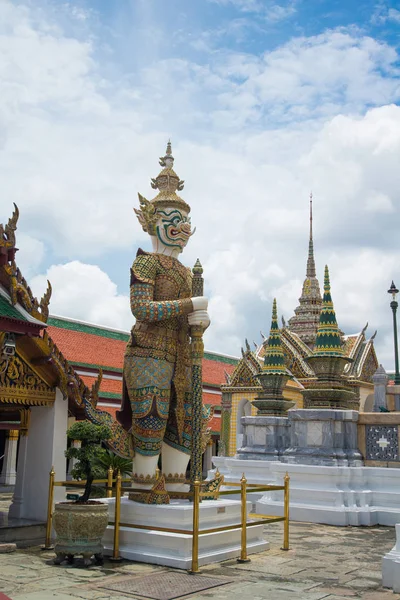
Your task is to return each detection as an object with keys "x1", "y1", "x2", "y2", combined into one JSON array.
[
  {"x1": 149, "y1": 140, "x2": 188, "y2": 210},
  {"x1": 306, "y1": 192, "x2": 316, "y2": 278}
]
